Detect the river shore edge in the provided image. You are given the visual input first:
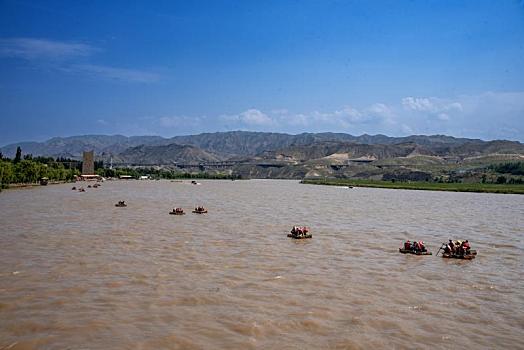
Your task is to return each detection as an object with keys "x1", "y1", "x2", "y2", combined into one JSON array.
[
  {"x1": 301, "y1": 178, "x2": 524, "y2": 194},
  {"x1": 3, "y1": 178, "x2": 524, "y2": 195}
]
